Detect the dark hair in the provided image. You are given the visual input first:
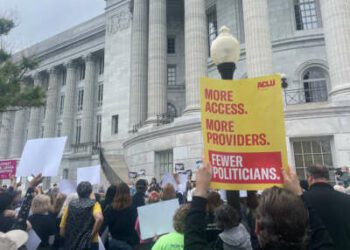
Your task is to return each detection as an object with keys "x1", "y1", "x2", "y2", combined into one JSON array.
[
  {"x1": 215, "y1": 204, "x2": 240, "y2": 230},
  {"x1": 136, "y1": 179, "x2": 147, "y2": 193},
  {"x1": 207, "y1": 192, "x2": 223, "y2": 214},
  {"x1": 104, "y1": 185, "x2": 117, "y2": 206},
  {"x1": 0, "y1": 192, "x2": 14, "y2": 214},
  {"x1": 256, "y1": 187, "x2": 308, "y2": 249},
  {"x1": 77, "y1": 182, "x2": 93, "y2": 198},
  {"x1": 113, "y1": 183, "x2": 131, "y2": 209},
  {"x1": 307, "y1": 165, "x2": 329, "y2": 180}
]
